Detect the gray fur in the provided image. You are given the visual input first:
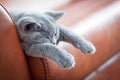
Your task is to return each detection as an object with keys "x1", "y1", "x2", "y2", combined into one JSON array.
[{"x1": 9, "y1": 10, "x2": 96, "y2": 69}]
